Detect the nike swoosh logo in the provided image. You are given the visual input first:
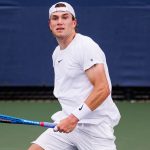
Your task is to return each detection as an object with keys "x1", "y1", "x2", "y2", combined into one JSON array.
[
  {"x1": 79, "y1": 105, "x2": 83, "y2": 110},
  {"x1": 58, "y1": 59, "x2": 63, "y2": 63}
]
